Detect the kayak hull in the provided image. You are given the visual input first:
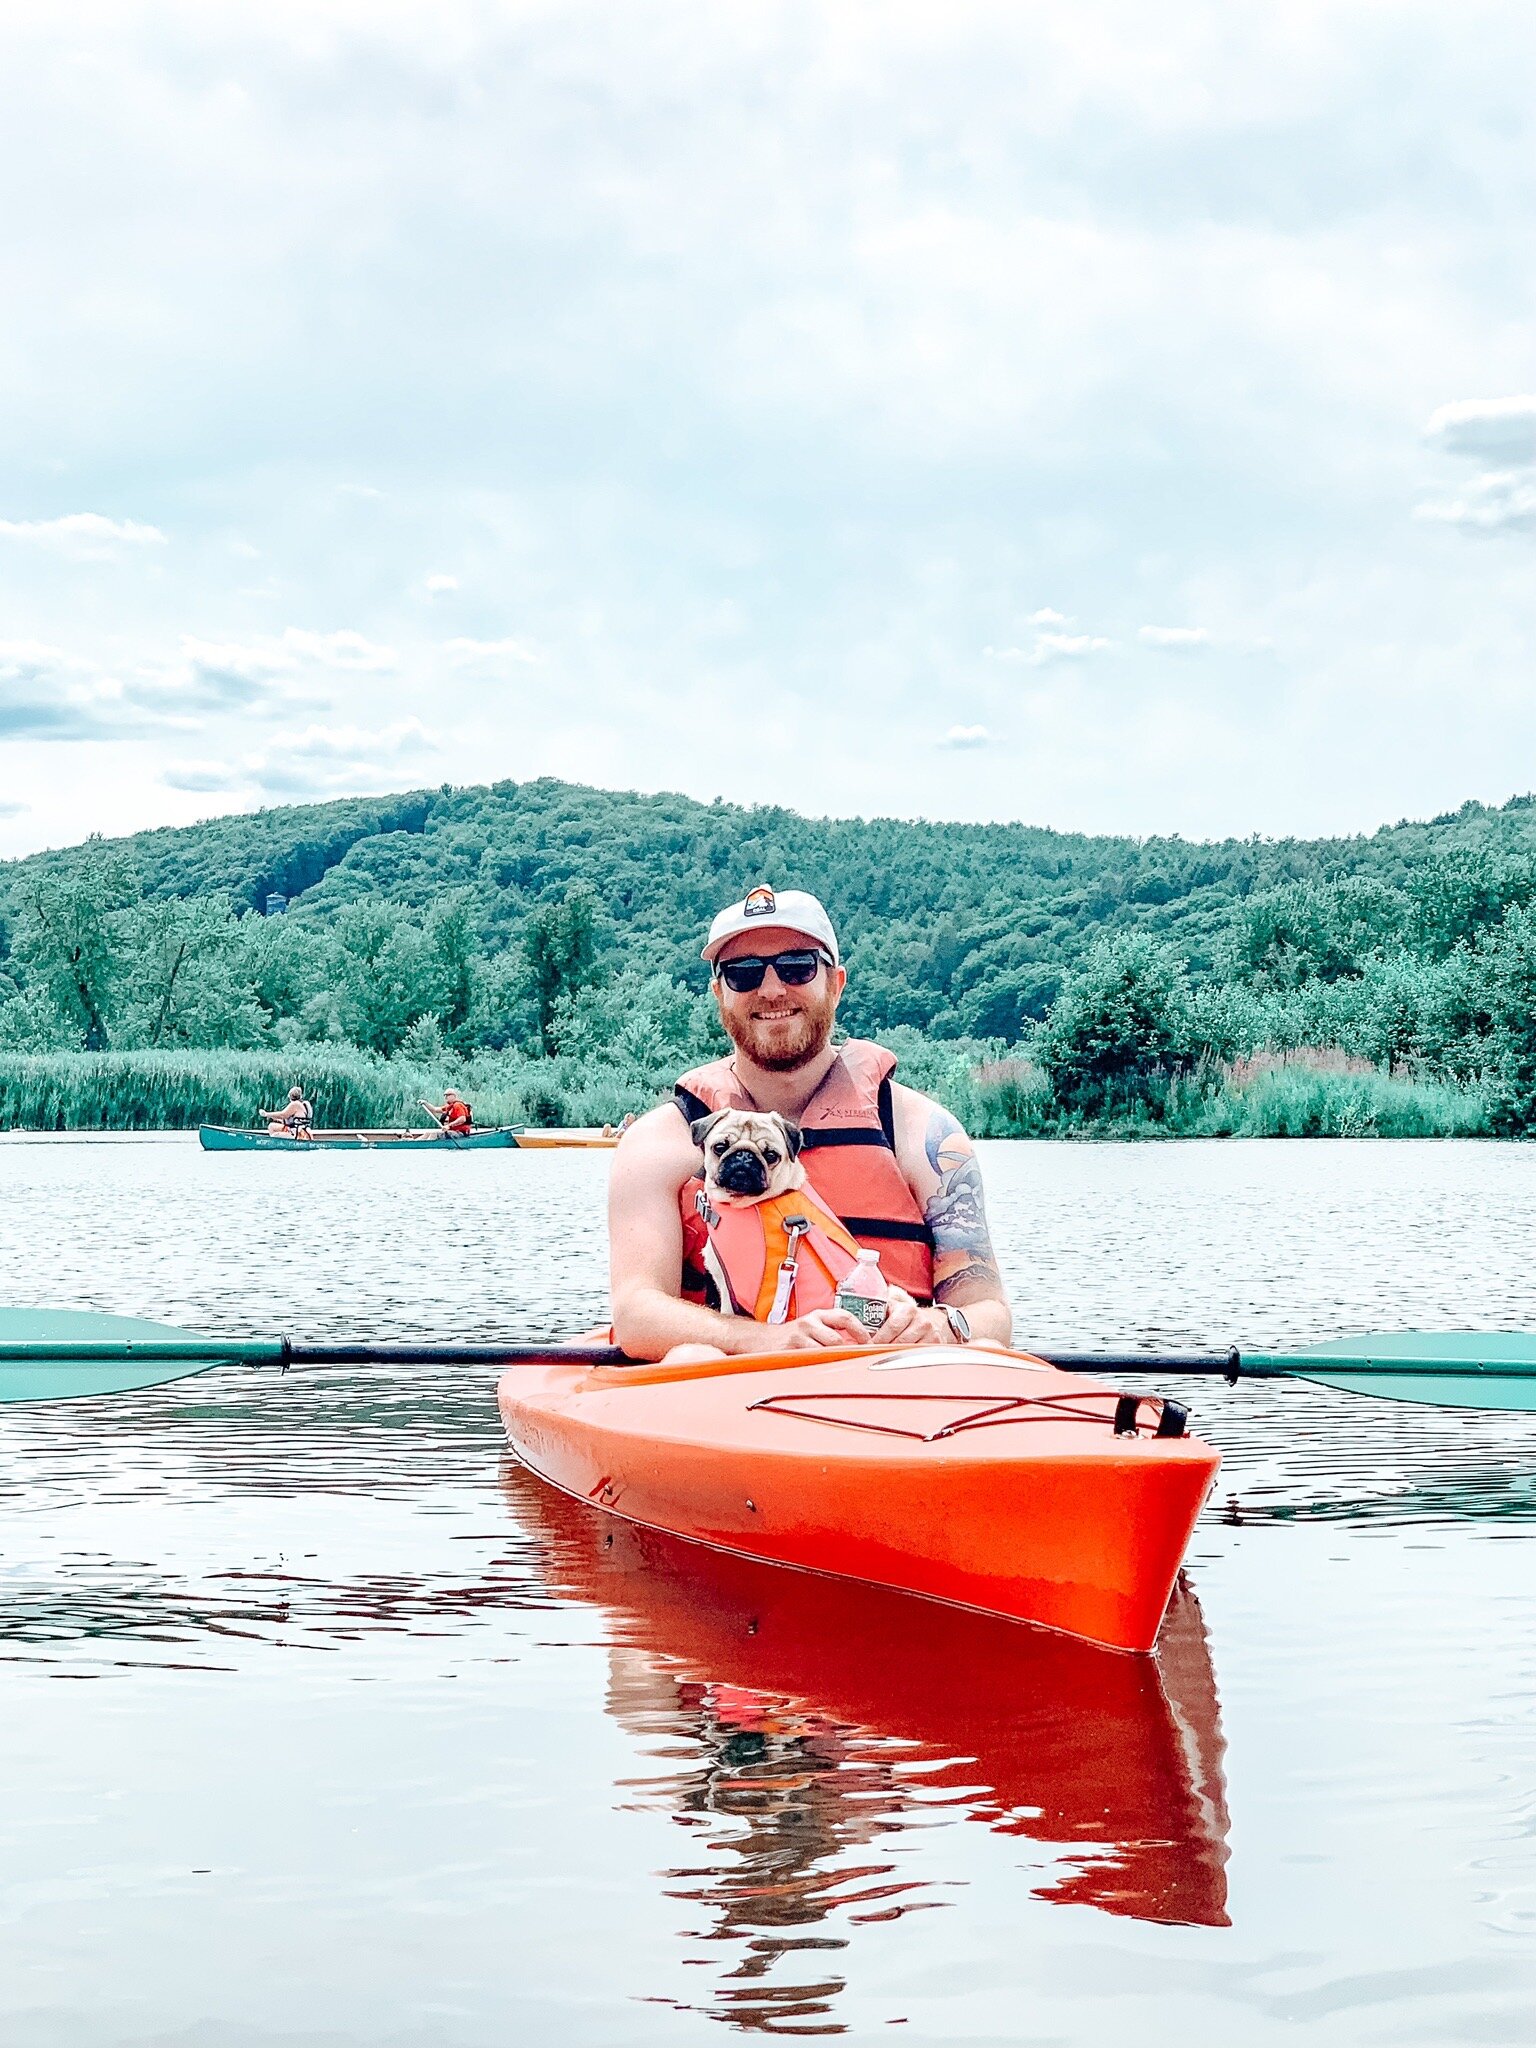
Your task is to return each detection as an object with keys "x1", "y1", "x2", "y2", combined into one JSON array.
[
  {"x1": 198, "y1": 1125, "x2": 520, "y2": 1151},
  {"x1": 499, "y1": 1345, "x2": 1221, "y2": 1654},
  {"x1": 510, "y1": 1129, "x2": 620, "y2": 1149}
]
